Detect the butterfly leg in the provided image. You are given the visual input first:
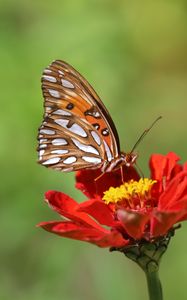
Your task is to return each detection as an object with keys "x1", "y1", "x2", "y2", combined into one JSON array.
[
  {"x1": 120, "y1": 166, "x2": 124, "y2": 183},
  {"x1": 94, "y1": 172, "x2": 105, "y2": 195},
  {"x1": 94, "y1": 172, "x2": 105, "y2": 182}
]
